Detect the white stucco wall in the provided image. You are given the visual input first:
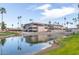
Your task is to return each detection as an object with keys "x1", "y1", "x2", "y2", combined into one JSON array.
[{"x1": 38, "y1": 26, "x2": 48, "y2": 32}]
